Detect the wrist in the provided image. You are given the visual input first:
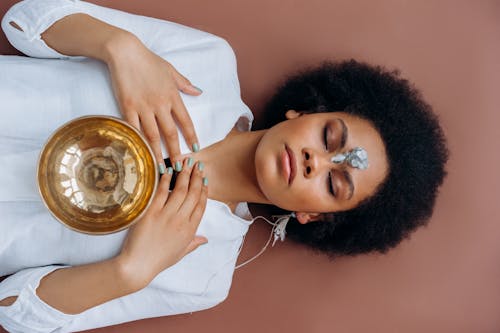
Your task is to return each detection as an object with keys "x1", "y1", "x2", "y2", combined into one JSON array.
[
  {"x1": 112, "y1": 255, "x2": 152, "y2": 291},
  {"x1": 103, "y1": 31, "x2": 143, "y2": 65}
]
